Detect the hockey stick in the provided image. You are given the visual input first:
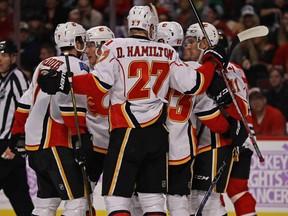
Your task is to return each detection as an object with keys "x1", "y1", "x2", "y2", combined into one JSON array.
[
  {"x1": 194, "y1": 146, "x2": 240, "y2": 216},
  {"x1": 64, "y1": 53, "x2": 93, "y2": 216},
  {"x1": 194, "y1": 158, "x2": 227, "y2": 216},
  {"x1": 187, "y1": 0, "x2": 266, "y2": 163}
]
